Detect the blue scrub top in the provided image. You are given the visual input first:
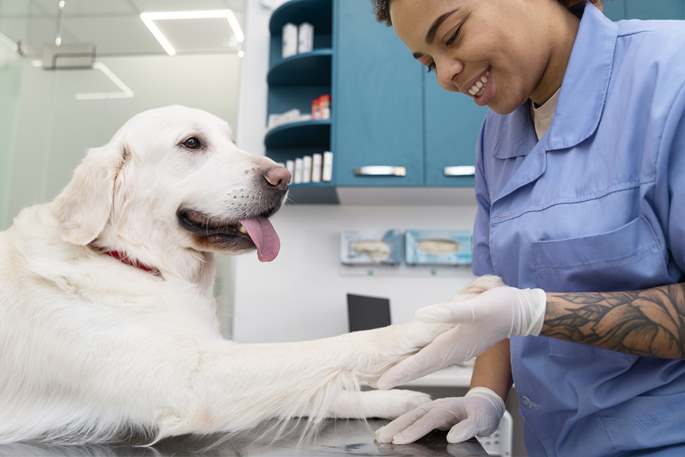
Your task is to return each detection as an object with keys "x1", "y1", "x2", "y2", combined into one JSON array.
[{"x1": 472, "y1": 4, "x2": 685, "y2": 456}]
